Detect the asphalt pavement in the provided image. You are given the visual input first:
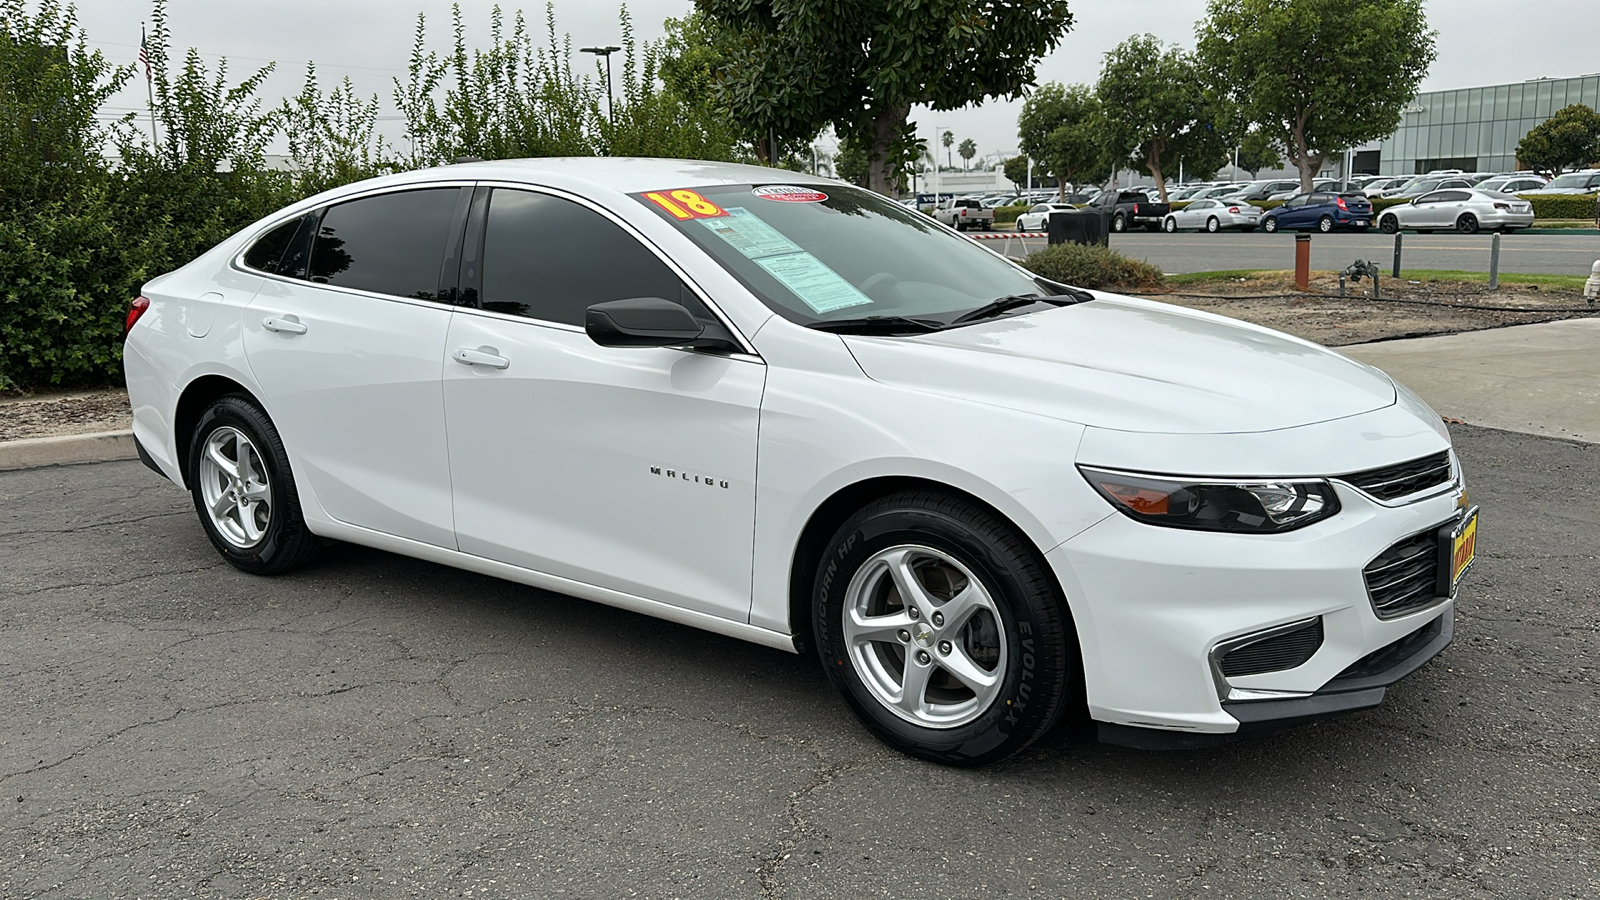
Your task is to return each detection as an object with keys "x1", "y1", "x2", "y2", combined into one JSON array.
[
  {"x1": 2, "y1": 425, "x2": 1597, "y2": 899},
  {"x1": 989, "y1": 230, "x2": 1600, "y2": 276}
]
